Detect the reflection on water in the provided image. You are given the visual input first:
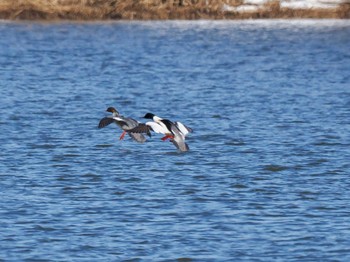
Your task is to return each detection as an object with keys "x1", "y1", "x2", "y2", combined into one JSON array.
[{"x1": 0, "y1": 20, "x2": 350, "y2": 261}]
